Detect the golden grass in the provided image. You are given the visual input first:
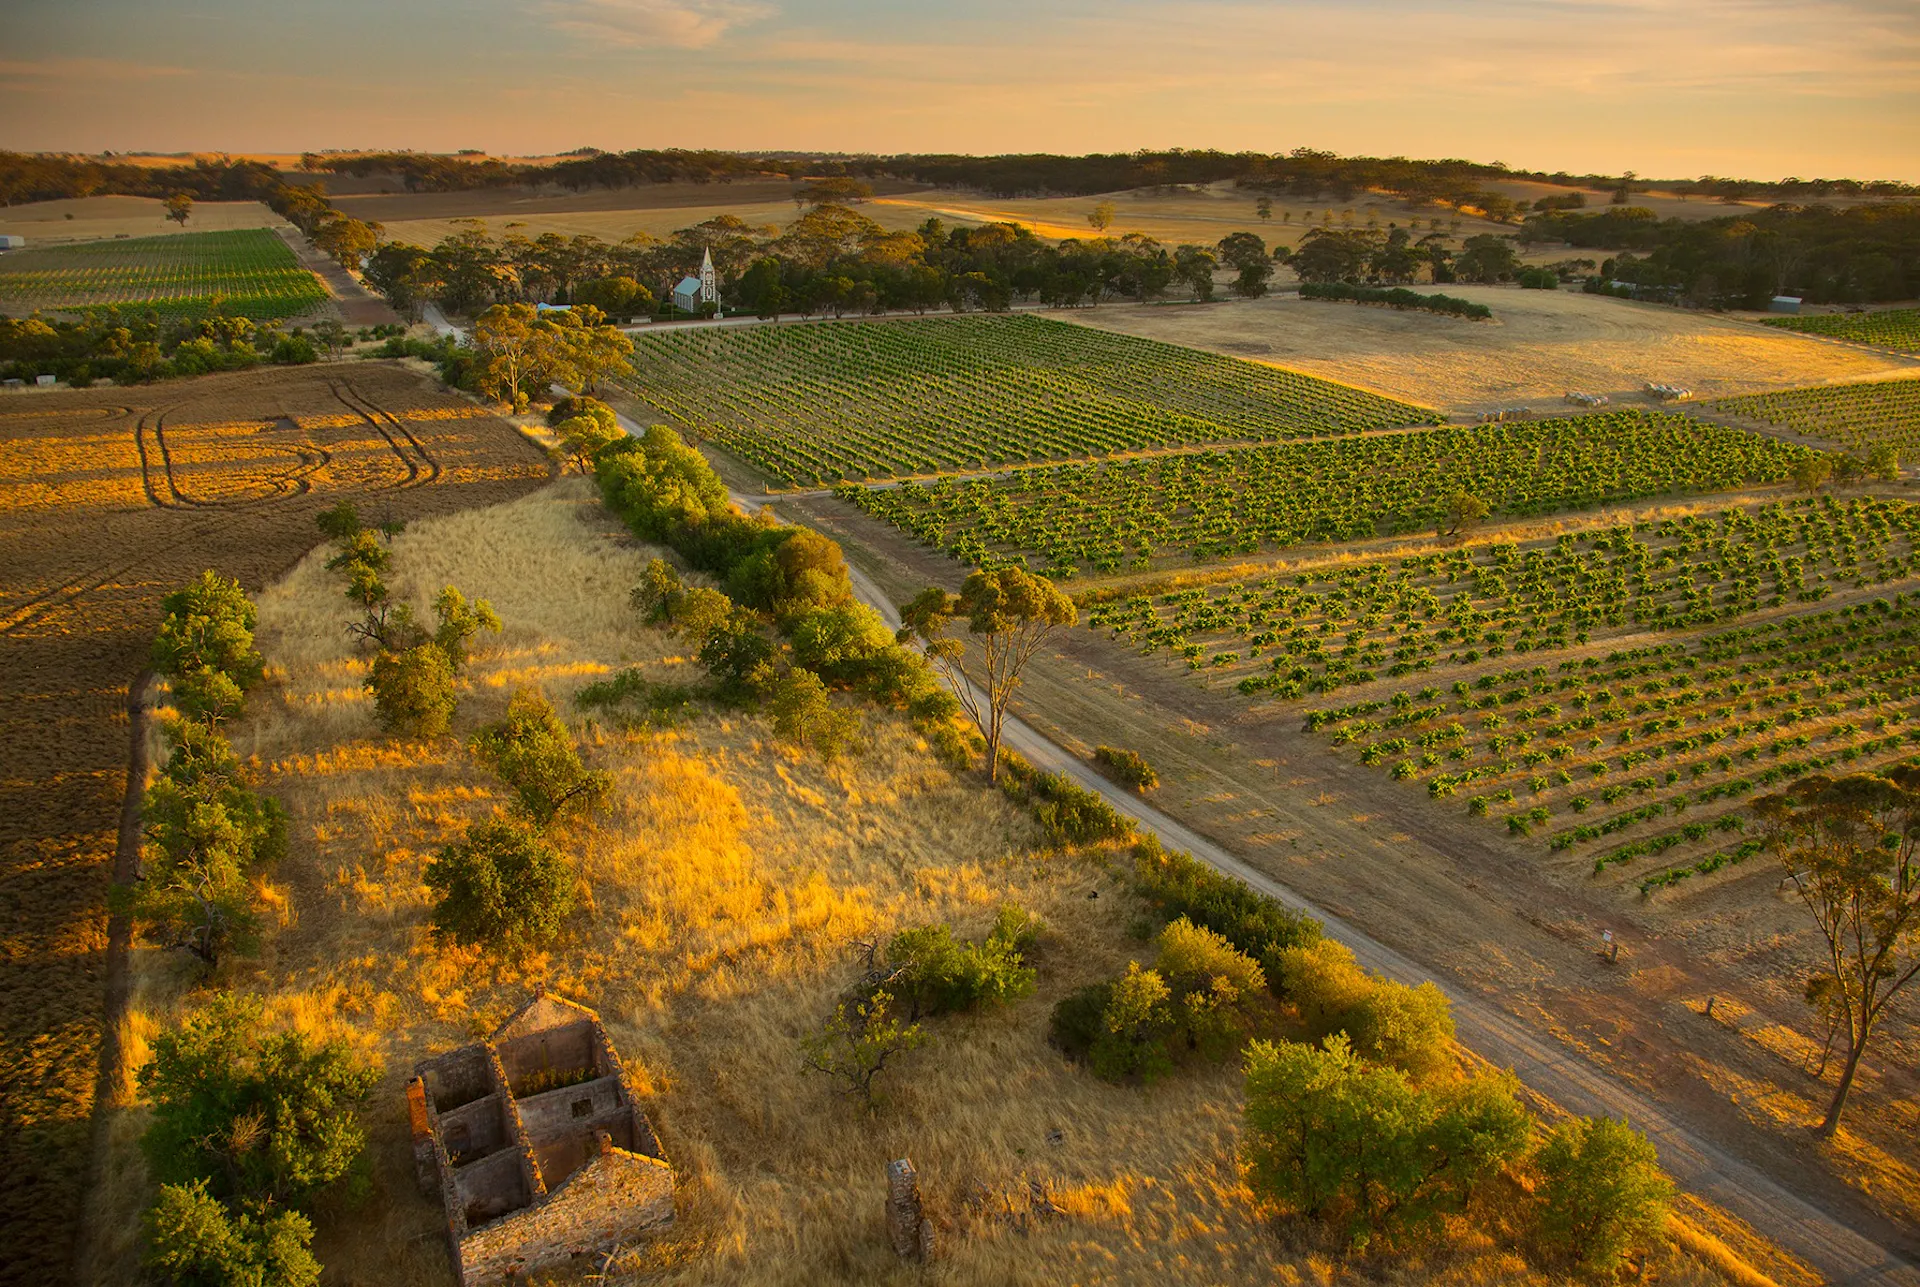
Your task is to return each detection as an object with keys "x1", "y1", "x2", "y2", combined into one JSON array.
[{"x1": 89, "y1": 477, "x2": 1770, "y2": 1285}]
